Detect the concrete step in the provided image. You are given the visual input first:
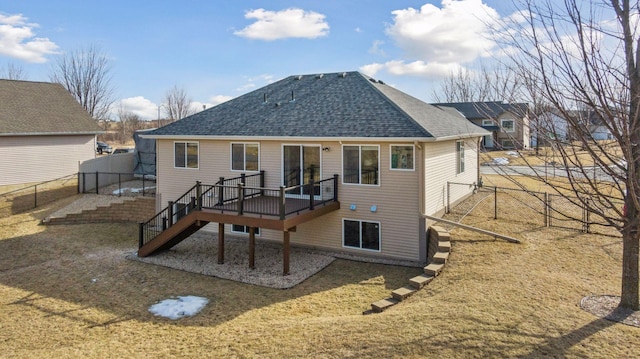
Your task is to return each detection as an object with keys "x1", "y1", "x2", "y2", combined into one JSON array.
[
  {"x1": 432, "y1": 251, "x2": 450, "y2": 264},
  {"x1": 438, "y1": 241, "x2": 451, "y2": 252},
  {"x1": 409, "y1": 274, "x2": 434, "y2": 289},
  {"x1": 371, "y1": 298, "x2": 399, "y2": 313},
  {"x1": 391, "y1": 286, "x2": 417, "y2": 301},
  {"x1": 424, "y1": 262, "x2": 445, "y2": 276}
]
